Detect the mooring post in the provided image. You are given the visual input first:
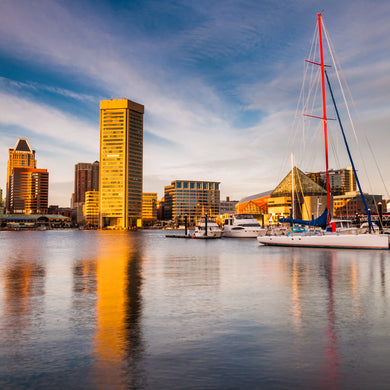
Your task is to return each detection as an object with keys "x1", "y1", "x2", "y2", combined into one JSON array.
[{"x1": 378, "y1": 202, "x2": 383, "y2": 234}]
